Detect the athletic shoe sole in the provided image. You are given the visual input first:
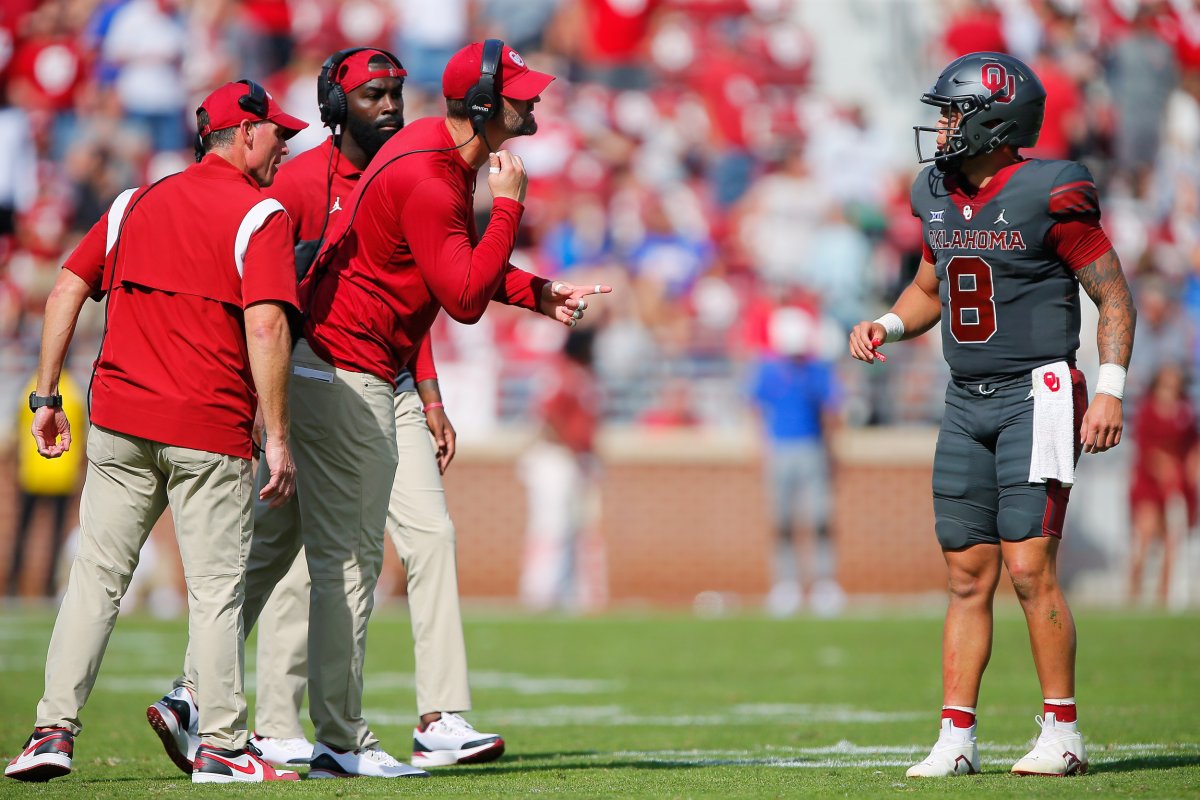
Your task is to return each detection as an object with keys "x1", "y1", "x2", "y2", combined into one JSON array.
[
  {"x1": 413, "y1": 737, "x2": 505, "y2": 767},
  {"x1": 192, "y1": 771, "x2": 301, "y2": 783},
  {"x1": 4, "y1": 754, "x2": 72, "y2": 782},
  {"x1": 146, "y1": 705, "x2": 194, "y2": 776},
  {"x1": 1013, "y1": 764, "x2": 1088, "y2": 777},
  {"x1": 308, "y1": 768, "x2": 428, "y2": 779}
]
